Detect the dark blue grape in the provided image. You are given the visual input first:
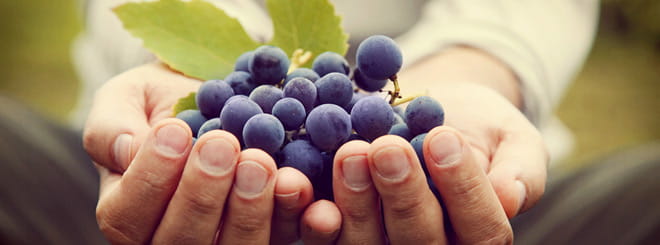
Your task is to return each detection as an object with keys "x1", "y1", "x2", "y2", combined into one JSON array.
[
  {"x1": 248, "y1": 45, "x2": 290, "y2": 85},
  {"x1": 353, "y1": 68, "x2": 388, "y2": 92},
  {"x1": 272, "y1": 98, "x2": 306, "y2": 131},
  {"x1": 351, "y1": 96, "x2": 394, "y2": 141},
  {"x1": 195, "y1": 80, "x2": 234, "y2": 118},
  {"x1": 283, "y1": 77, "x2": 317, "y2": 112},
  {"x1": 234, "y1": 51, "x2": 253, "y2": 72},
  {"x1": 220, "y1": 97, "x2": 263, "y2": 143},
  {"x1": 225, "y1": 94, "x2": 248, "y2": 105},
  {"x1": 356, "y1": 35, "x2": 402, "y2": 80},
  {"x1": 410, "y1": 133, "x2": 429, "y2": 177},
  {"x1": 243, "y1": 114, "x2": 285, "y2": 154},
  {"x1": 249, "y1": 85, "x2": 283, "y2": 113},
  {"x1": 284, "y1": 68, "x2": 320, "y2": 86},
  {"x1": 392, "y1": 113, "x2": 404, "y2": 125},
  {"x1": 280, "y1": 139, "x2": 324, "y2": 180},
  {"x1": 404, "y1": 96, "x2": 444, "y2": 136},
  {"x1": 312, "y1": 51, "x2": 349, "y2": 77},
  {"x1": 305, "y1": 104, "x2": 352, "y2": 151},
  {"x1": 389, "y1": 123, "x2": 413, "y2": 141},
  {"x1": 175, "y1": 109, "x2": 207, "y2": 138},
  {"x1": 315, "y1": 72, "x2": 353, "y2": 108},
  {"x1": 197, "y1": 118, "x2": 222, "y2": 138},
  {"x1": 224, "y1": 71, "x2": 257, "y2": 95}
]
